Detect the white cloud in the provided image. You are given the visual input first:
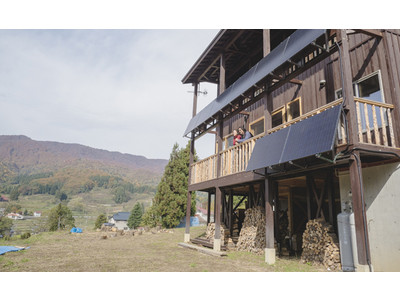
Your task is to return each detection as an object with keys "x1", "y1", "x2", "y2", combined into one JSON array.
[{"x1": 0, "y1": 29, "x2": 219, "y2": 159}]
